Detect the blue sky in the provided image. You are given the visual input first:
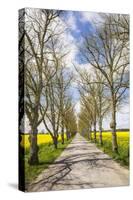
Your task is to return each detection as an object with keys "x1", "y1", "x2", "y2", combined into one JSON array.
[
  {"x1": 62, "y1": 11, "x2": 94, "y2": 40},
  {"x1": 24, "y1": 10, "x2": 129, "y2": 132},
  {"x1": 61, "y1": 11, "x2": 95, "y2": 65},
  {"x1": 60, "y1": 10, "x2": 129, "y2": 130}
]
